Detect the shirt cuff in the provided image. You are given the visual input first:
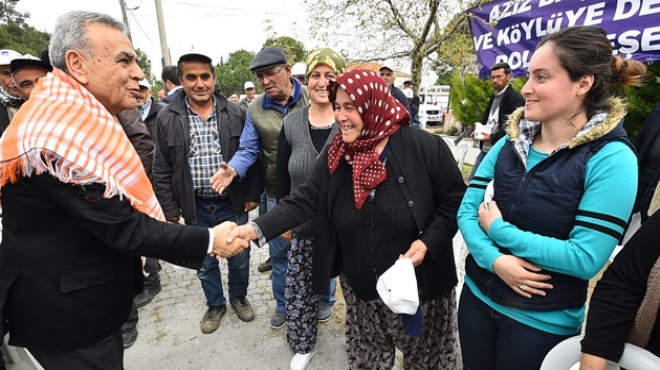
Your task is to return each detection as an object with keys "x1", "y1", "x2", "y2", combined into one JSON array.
[
  {"x1": 206, "y1": 228, "x2": 214, "y2": 254},
  {"x1": 249, "y1": 220, "x2": 266, "y2": 246}
]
